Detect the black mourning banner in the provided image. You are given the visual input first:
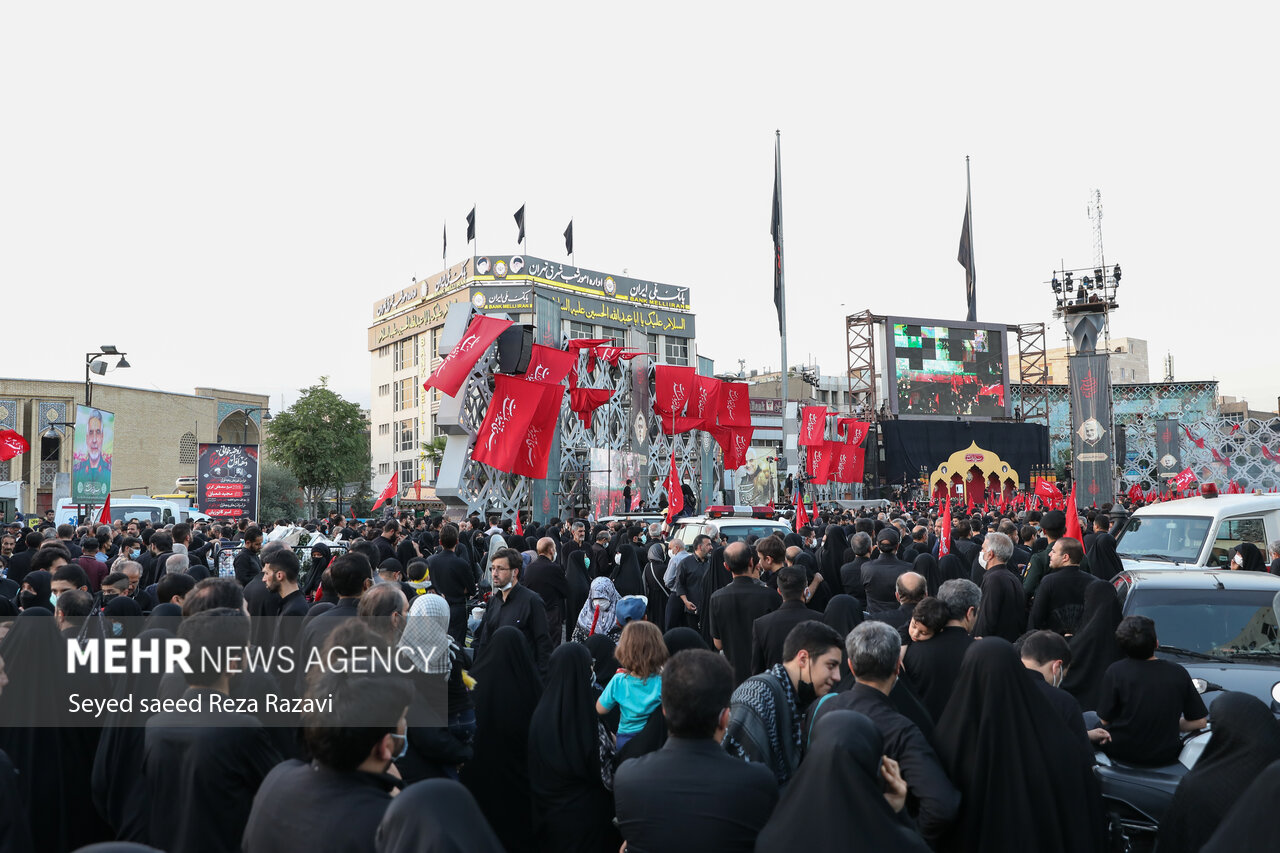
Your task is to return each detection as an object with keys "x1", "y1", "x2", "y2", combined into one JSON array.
[
  {"x1": 197, "y1": 443, "x2": 259, "y2": 520},
  {"x1": 1069, "y1": 353, "x2": 1115, "y2": 505},
  {"x1": 466, "y1": 206, "x2": 476, "y2": 242},
  {"x1": 563, "y1": 220, "x2": 573, "y2": 256},
  {"x1": 771, "y1": 136, "x2": 785, "y2": 336},
  {"x1": 1155, "y1": 418, "x2": 1182, "y2": 480},
  {"x1": 514, "y1": 205, "x2": 525, "y2": 244}
]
